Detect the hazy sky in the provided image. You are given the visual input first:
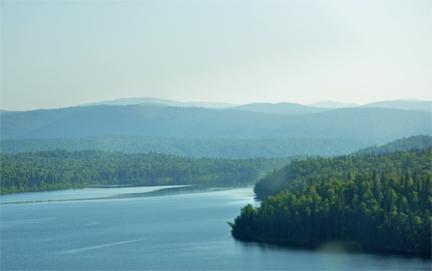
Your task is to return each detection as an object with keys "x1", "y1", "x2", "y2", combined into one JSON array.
[{"x1": 2, "y1": 0, "x2": 431, "y2": 111}]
